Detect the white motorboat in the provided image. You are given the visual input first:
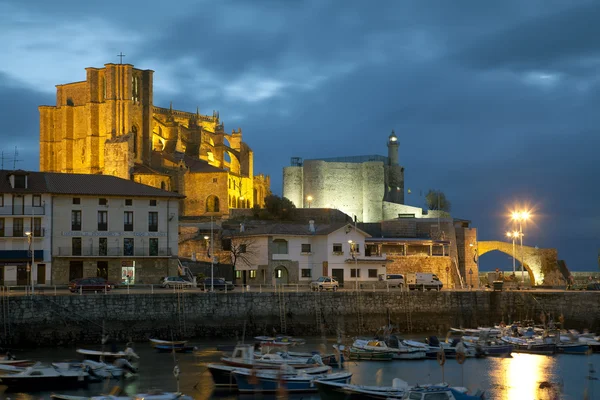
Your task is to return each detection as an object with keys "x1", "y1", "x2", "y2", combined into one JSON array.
[
  {"x1": 0, "y1": 363, "x2": 89, "y2": 391},
  {"x1": 51, "y1": 390, "x2": 193, "y2": 400}
]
